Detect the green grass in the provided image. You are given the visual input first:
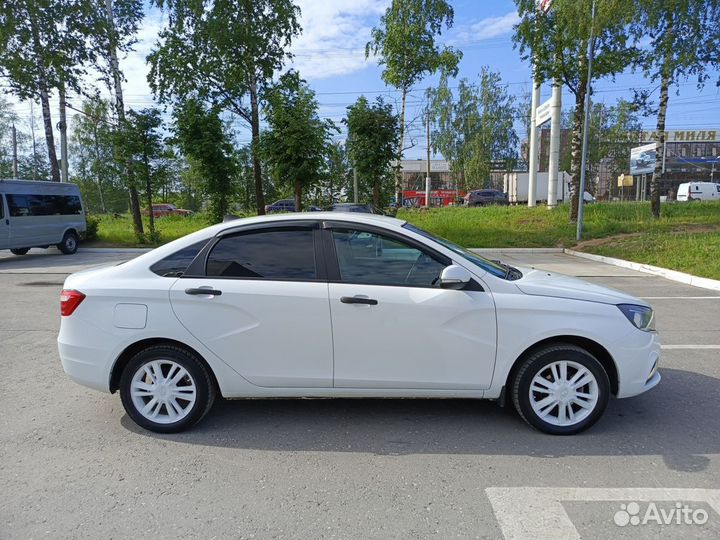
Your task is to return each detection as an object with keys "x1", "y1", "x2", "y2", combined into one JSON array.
[
  {"x1": 92, "y1": 213, "x2": 213, "y2": 246},
  {"x1": 580, "y1": 231, "x2": 720, "y2": 280},
  {"x1": 397, "y1": 201, "x2": 720, "y2": 248},
  {"x1": 92, "y1": 202, "x2": 720, "y2": 279}
]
